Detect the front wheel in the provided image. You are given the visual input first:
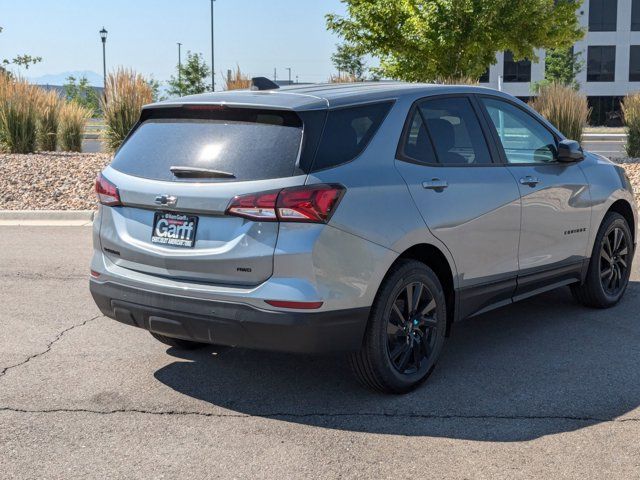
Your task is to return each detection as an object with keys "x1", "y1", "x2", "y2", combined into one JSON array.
[
  {"x1": 571, "y1": 212, "x2": 634, "y2": 308},
  {"x1": 350, "y1": 259, "x2": 447, "y2": 394}
]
